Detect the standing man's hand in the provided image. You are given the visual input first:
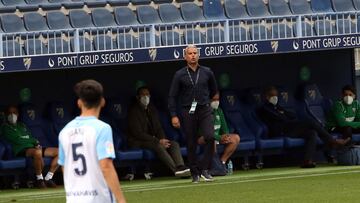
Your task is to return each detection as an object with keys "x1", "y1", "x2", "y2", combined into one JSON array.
[
  {"x1": 159, "y1": 139, "x2": 171, "y2": 148},
  {"x1": 171, "y1": 116, "x2": 181, "y2": 128}
]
